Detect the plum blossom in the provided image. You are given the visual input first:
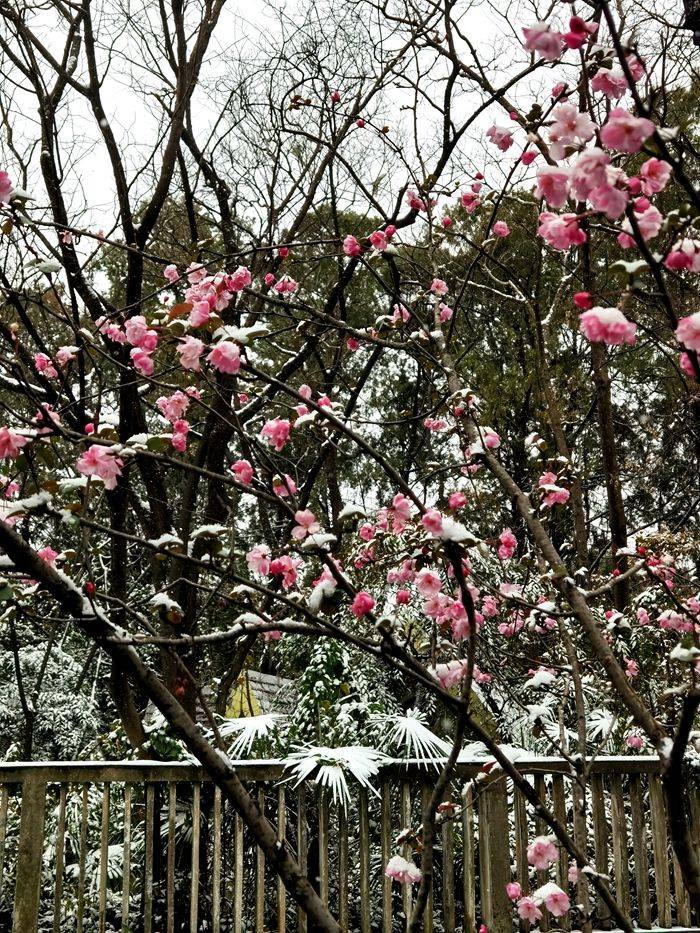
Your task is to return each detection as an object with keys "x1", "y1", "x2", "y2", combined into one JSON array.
[
  {"x1": 617, "y1": 205, "x2": 663, "y2": 248},
  {"x1": 639, "y1": 157, "x2": 671, "y2": 195},
  {"x1": 38, "y1": 546, "x2": 58, "y2": 565},
  {"x1": 178, "y1": 336, "x2": 205, "y2": 371},
  {"x1": 535, "y1": 167, "x2": 570, "y2": 209},
  {"x1": 76, "y1": 444, "x2": 124, "y2": 490},
  {"x1": 430, "y1": 278, "x2": 448, "y2": 296},
  {"x1": 269, "y1": 555, "x2": 303, "y2": 589},
  {"x1": 543, "y1": 885, "x2": 571, "y2": 917},
  {"x1": 207, "y1": 341, "x2": 241, "y2": 374},
  {"x1": 292, "y1": 510, "x2": 322, "y2": 540},
  {"x1": 675, "y1": 312, "x2": 700, "y2": 351},
  {"x1": 570, "y1": 148, "x2": 610, "y2": 201},
  {"x1": 272, "y1": 474, "x2": 297, "y2": 497},
  {"x1": 231, "y1": 459, "x2": 254, "y2": 484},
  {"x1": 506, "y1": 882, "x2": 522, "y2": 901},
  {"x1": 527, "y1": 836, "x2": 558, "y2": 870},
  {"x1": 600, "y1": 108, "x2": 655, "y2": 153},
  {"x1": 563, "y1": 15, "x2": 598, "y2": 49},
  {"x1": 538, "y1": 212, "x2": 586, "y2": 251},
  {"x1": 157, "y1": 391, "x2": 189, "y2": 423},
  {"x1": 247, "y1": 544, "x2": 271, "y2": 577},
  {"x1": 343, "y1": 235, "x2": 362, "y2": 257},
  {"x1": 493, "y1": 221, "x2": 510, "y2": 237},
  {"x1": 547, "y1": 104, "x2": 595, "y2": 160},
  {"x1": 171, "y1": 419, "x2": 189, "y2": 452},
  {"x1": 517, "y1": 897, "x2": 542, "y2": 922},
  {"x1": 486, "y1": 125, "x2": 514, "y2": 151},
  {"x1": 261, "y1": 418, "x2": 291, "y2": 451},
  {"x1": 522, "y1": 22, "x2": 564, "y2": 61},
  {"x1": 435, "y1": 659, "x2": 470, "y2": 688},
  {"x1": 538, "y1": 472, "x2": 570, "y2": 507},
  {"x1": 665, "y1": 239, "x2": 700, "y2": 272},
  {"x1": 385, "y1": 855, "x2": 422, "y2": 884},
  {"x1": 0, "y1": 171, "x2": 12, "y2": 203},
  {"x1": 421, "y1": 509, "x2": 444, "y2": 536},
  {"x1": 590, "y1": 69, "x2": 628, "y2": 100},
  {"x1": 498, "y1": 528, "x2": 517, "y2": 560},
  {"x1": 34, "y1": 353, "x2": 58, "y2": 379},
  {"x1": 579, "y1": 307, "x2": 637, "y2": 346},
  {"x1": 351, "y1": 590, "x2": 375, "y2": 617},
  {"x1": 0, "y1": 427, "x2": 28, "y2": 460},
  {"x1": 130, "y1": 348, "x2": 154, "y2": 376},
  {"x1": 274, "y1": 276, "x2": 299, "y2": 295}
]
